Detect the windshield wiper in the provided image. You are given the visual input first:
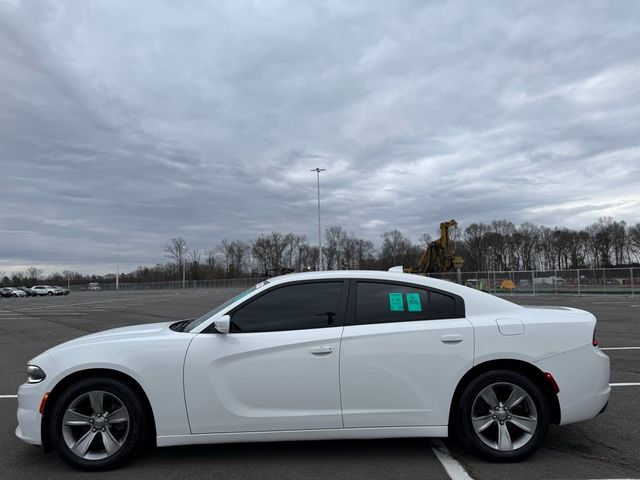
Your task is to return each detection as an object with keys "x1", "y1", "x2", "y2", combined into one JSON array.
[{"x1": 169, "y1": 319, "x2": 193, "y2": 332}]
